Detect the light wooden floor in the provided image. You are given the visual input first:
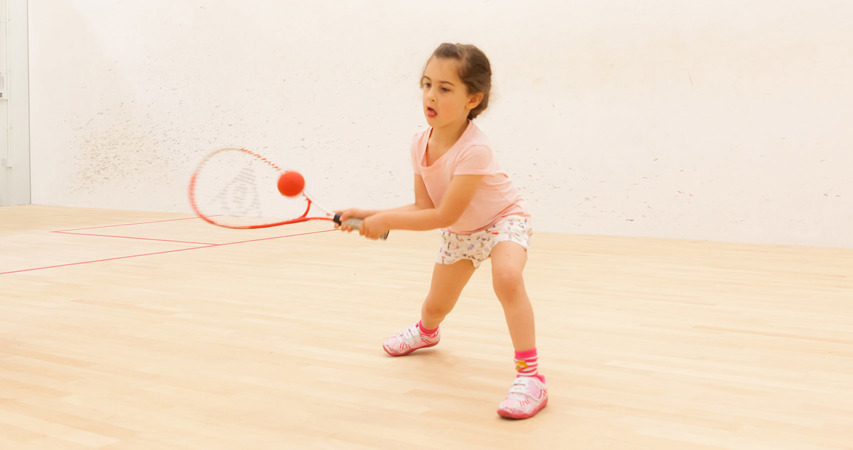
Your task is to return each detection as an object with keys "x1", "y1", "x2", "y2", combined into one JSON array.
[{"x1": 1, "y1": 205, "x2": 852, "y2": 449}]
